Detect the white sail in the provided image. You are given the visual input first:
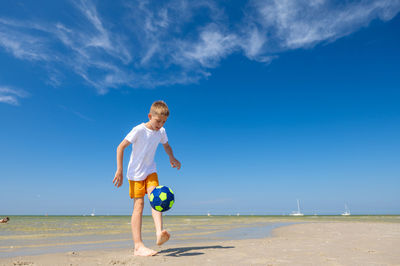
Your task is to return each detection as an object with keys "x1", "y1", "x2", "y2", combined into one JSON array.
[
  {"x1": 341, "y1": 204, "x2": 351, "y2": 216},
  {"x1": 290, "y1": 199, "x2": 304, "y2": 216}
]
